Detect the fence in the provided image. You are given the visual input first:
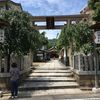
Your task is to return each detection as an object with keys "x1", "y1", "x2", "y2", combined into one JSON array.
[
  {"x1": 73, "y1": 53, "x2": 100, "y2": 74},
  {"x1": 0, "y1": 53, "x2": 33, "y2": 77}
]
